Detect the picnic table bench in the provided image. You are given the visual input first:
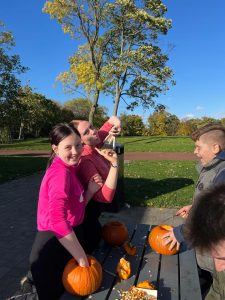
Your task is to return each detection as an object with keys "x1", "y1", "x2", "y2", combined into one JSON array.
[{"x1": 61, "y1": 223, "x2": 202, "y2": 300}]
